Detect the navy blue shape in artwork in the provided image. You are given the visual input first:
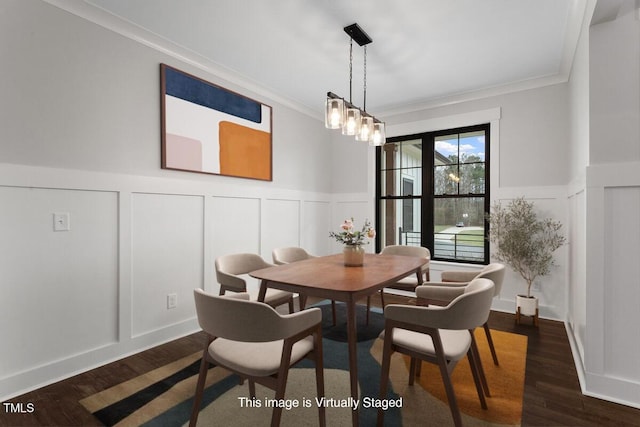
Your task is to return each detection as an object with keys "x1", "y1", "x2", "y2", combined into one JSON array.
[{"x1": 163, "y1": 66, "x2": 262, "y2": 124}]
